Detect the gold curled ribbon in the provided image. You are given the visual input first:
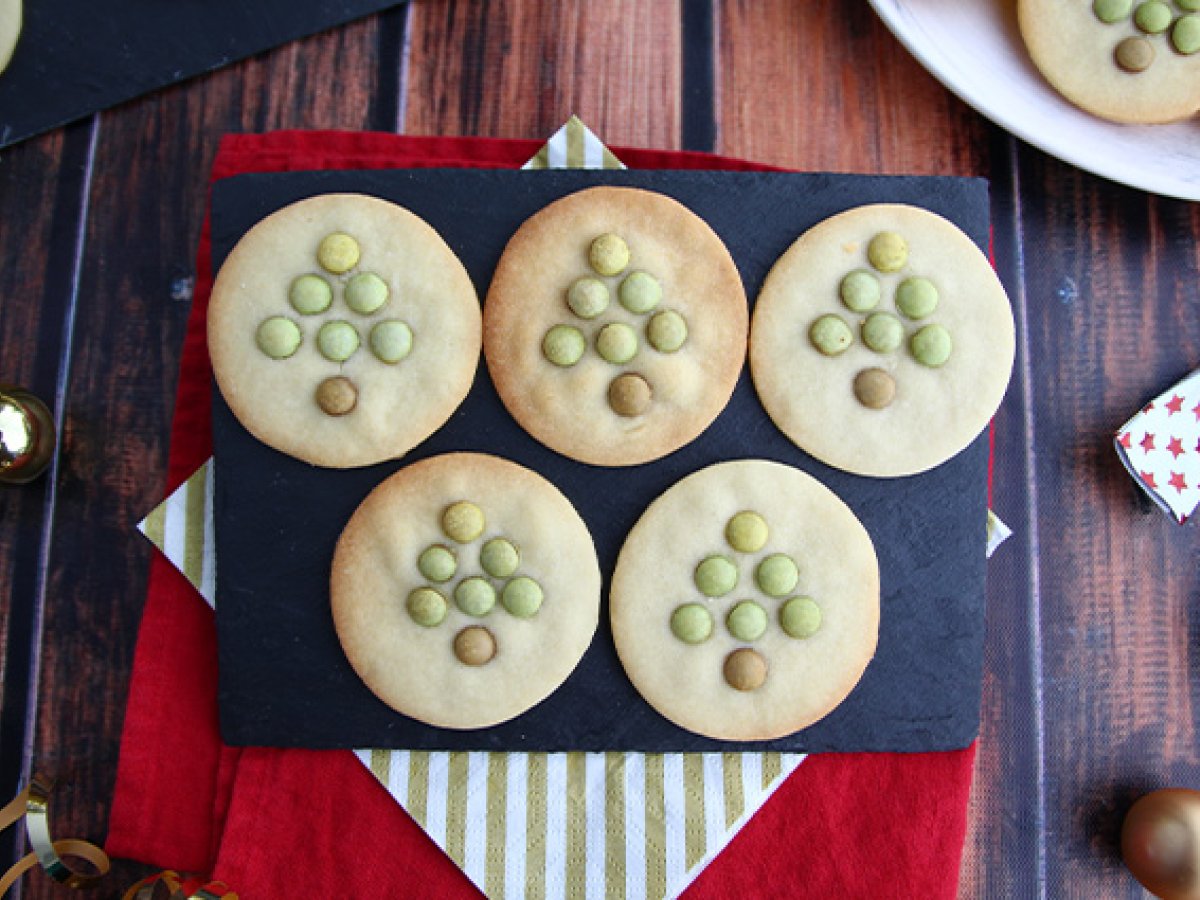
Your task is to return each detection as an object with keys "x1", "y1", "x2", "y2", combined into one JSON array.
[{"x1": 0, "y1": 774, "x2": 111, "y2": 894}]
